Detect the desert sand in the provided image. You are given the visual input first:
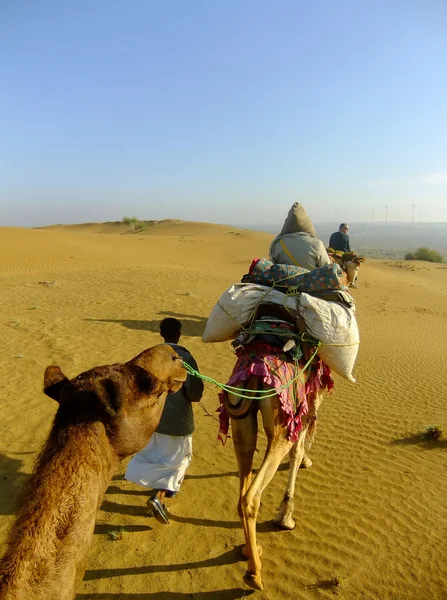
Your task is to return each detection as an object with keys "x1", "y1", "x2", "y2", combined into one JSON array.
[{"x1": 0, "y1": 221, "x2": 446, "y2": 600}]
